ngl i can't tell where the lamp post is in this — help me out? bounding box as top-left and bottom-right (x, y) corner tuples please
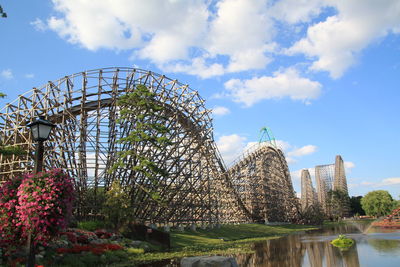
(26, 115), (55, 267)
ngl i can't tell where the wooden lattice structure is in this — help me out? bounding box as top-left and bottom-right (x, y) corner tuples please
(315, 155), (350, 216)
(0, 67), (301, 225)
(334, 155), (348, 194)
(315, 164), (335, 213)
(0, 67), (228, 224)
(300, 169), (317, 211)
(223, 143), (301, 223)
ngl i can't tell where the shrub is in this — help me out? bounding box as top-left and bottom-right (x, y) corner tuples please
(102, 180), (132, 231)
(77, 220), (107, 232)
(301, 204), (324, 225)
(0, 176), (24, 254)
(0, 169), (75, 259)
(331, 234), (354, 250)
(16, 169), (75, 246)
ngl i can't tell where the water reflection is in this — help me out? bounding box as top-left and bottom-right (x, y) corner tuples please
(235, 222), (400, 267)
(367, 239), (400, 252)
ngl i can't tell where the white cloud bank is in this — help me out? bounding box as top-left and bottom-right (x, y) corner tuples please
(354, 177), (400, 188)
(344, 161), (355, 172)
(212, 106), (231, 116)
(216, 134), (247, 165)
(288, 0), (400, 78)
(216, 133), (316, 166)
(287, 145), (317, 157)
(35, 0), (400, 104)
(223, 68), (321, 106)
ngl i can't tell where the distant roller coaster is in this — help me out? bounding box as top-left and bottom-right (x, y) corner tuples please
(0, 67), (300, 225)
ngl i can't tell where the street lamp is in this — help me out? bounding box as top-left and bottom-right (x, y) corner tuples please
(27, 116), (55, 173)
(26, 115), (55, 267)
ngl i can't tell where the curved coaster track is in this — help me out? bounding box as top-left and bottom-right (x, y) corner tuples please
(0, 67), (300, 225)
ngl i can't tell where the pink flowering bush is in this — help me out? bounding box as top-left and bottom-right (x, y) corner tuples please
(16, 169), (75, 245)
(0, 169), (75, 254)
(0, 176), (24, 251)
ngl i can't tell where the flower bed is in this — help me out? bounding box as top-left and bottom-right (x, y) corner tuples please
(56, 243), (123, 255)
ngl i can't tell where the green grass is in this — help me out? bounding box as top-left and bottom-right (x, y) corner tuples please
(77, 220), (107, 231)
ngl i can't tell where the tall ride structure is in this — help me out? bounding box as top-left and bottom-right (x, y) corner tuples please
(0, 67), (301, 225)
(315, 155), (350, 216)
(334, 155), (348, 193)
(300, 169), (317, 211)
(315, 164), (334, 213)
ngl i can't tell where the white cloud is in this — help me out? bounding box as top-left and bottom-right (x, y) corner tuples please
(1, 69), (14, 79)
(224, 68), (321, 107)
(41, 0), (400, 86)
(31, 18), (47, 32)
(275, 140), (292, 152)
(380, 177), (400, 186)
(351, 177), (400, 188)
(207, 0), (274, 71)
(344, 161), (355, 172)
(269, 0), (326, 24)
(291, 167), (315, 181)
(217, 135), (295, 166)
(25, 74), (35, 79)
(287, 145), (317, 157)
(216, 134), (247, 165)
(163, 56), (225, 79)
(47, 0), (209, 53)
(212, 106), (230, 116)
(288, 0), (400, 78)
(44, 0), (275, 76)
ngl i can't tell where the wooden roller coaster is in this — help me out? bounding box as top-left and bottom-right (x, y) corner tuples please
(0, 67), (301, 225)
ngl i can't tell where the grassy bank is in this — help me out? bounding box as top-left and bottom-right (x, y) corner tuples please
(124, 223), (318, 265)
(323, 218), (375, 226)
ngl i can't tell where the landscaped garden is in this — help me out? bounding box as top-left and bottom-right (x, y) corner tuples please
(0, 163), (320, 266)
(1, 211), (318, 266)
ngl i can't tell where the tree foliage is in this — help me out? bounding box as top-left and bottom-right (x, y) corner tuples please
(327, 189), (351, 220)
(361, 190), (396, 217)
(0, 92), (24, 156)
(102, 180), (131, 231)
(350, 196), (366, 216)
(301, 204), (324, 225)
(112, 84), (171, 203)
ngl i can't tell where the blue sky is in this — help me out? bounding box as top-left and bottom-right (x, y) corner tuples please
(1, 0), (399, 198)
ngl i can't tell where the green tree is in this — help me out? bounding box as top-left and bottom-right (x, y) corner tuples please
(110, 85), (171, 221)
(327, 189), (351, 220)
(301, 204), (324, 225)
(350, 196), (366, 216)
(103, 180), (131, 231)
(0, 5), (7, 18)
(361, 190), (396, 217)
(0, 93), (23, 156)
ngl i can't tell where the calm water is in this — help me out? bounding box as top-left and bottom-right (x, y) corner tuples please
(146, 221), (400, 267)
(236, 222), (400, 267)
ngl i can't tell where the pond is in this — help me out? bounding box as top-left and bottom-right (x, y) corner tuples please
(145, 221), (400, 267)
(236, 221), (400, 267)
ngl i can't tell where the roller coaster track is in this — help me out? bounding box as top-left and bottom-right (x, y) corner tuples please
(0, 67), (300, 224)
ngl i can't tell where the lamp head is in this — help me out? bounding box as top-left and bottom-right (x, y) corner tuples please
(27, 116), (55, 142)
